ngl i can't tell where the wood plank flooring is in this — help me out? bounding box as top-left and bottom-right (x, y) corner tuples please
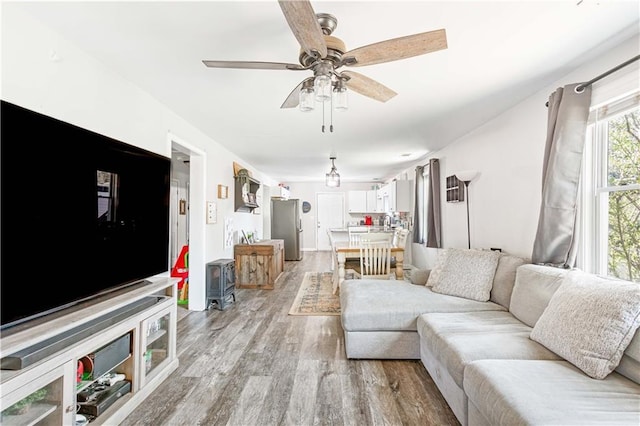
(120, 251), (459, 426)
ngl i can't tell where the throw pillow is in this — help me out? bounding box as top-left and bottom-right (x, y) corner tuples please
(530, 270), (640, 379)
(425, 249), (448, 287)
(430, 249), (501, 301)
(411, 269), (431, 285)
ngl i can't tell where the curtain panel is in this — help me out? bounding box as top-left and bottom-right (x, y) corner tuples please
(413, 159), (441, 247)
(426, 158), (442, 248)
(413, 166), (424, 244)
(532, 83), (592, 267)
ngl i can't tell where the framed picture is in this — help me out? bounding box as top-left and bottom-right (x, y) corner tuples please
(217, 184), (229, 199)
(248, 193), (256, 204)
(179, 199), (187, 215)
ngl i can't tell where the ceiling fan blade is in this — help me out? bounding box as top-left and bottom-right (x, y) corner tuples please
(344, 29), (447, 67)
(281, 80), (305, 109)
(202, 60), (305, 71)
(278, 0), (327, 59)
(342, 71), (397, 103)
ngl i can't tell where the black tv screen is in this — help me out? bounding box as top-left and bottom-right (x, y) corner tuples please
(1, 100), (171, 330)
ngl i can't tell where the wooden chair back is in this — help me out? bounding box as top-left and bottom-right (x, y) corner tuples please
(360, 232), (393, 243)
(358, 240), (393, 280)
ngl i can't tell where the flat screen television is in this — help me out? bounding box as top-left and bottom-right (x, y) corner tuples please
(0, 100), (171, 331)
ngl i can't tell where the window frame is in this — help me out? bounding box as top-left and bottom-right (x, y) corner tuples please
(579, 91), (640, 278)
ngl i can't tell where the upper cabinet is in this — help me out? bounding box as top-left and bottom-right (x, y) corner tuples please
(348, 189), (381, 213)
(366, 190), (379, 213)
(347, 190), (367, 213)
(381, 180), (413, 213)
(235, 175), (261, 212)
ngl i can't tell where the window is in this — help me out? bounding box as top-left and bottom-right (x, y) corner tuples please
(582, 92), (640, 282)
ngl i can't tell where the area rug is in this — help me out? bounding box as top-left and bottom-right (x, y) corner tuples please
(289, 272), (341, 316)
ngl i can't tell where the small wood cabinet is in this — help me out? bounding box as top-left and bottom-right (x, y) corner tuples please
(234, 239), (284, 289)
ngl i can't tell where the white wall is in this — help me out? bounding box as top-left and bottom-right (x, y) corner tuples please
(2, 5), (277, 311)
(409, 34), (640, 269)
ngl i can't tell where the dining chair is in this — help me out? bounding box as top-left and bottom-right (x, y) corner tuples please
(361, 232), (393, 243)
(354, 240), (394, 280)
(391, 228), (410, 268)
(348, 227), (370, 244)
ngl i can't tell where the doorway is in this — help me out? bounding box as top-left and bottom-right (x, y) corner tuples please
(169, 133), (207, 312)
(316, 192), (345, 251)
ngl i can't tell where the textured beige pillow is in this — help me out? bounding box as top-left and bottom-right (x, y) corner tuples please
(425, 249), (448, 287)
(430, 249), (501, 301)
(530, 270), (640, 379)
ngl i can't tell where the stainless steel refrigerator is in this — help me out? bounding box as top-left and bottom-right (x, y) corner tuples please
(271, 199), (303, 260)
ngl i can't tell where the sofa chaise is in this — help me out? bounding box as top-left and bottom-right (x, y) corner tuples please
(339, 248), (640, 425)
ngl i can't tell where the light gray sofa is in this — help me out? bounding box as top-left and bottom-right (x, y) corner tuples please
(339, 251), (640, 426)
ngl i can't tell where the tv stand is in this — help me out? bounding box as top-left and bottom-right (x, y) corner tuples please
(0, 277), (179, 425)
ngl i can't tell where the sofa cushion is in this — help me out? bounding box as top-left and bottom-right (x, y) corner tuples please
(617, 329), (640, 384)
(340, 279), (505, 332)
(464, 359), (640, 425)
(509, 264), (567, 327)
(490, 254), (528, 309)
(431, 249), (501, 302)
(417, 311), (561, 387)
(530, 270), (640, 379)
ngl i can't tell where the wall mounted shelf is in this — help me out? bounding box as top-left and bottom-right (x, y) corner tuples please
(234, 175), (260, 212)
(446, 175), (465, 203)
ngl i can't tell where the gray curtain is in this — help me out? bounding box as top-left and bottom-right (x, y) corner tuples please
(426, 158), (442, 248)
(413, 166), (424, 244)
(532, 83), (592, 267)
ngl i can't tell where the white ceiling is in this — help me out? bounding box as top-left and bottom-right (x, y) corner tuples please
(11, 1), (640, 183)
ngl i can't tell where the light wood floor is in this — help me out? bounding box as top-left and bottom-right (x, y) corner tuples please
(120, 251), (459, 426)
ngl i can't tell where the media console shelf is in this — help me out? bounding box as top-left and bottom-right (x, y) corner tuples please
(0, 277), (179, 425)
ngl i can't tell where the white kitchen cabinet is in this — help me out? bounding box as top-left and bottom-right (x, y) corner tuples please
(366, 190), (379, 212)
(348, 189), (381, 213)
(380, 180), (413, 213)
(347, 191), (367, 212)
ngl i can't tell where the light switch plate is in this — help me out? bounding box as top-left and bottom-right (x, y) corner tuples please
(206, 201), (217, 224)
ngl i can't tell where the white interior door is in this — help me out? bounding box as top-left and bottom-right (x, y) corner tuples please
(317, 192), (345, 251)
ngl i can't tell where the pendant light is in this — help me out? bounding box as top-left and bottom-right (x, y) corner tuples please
(325, 156), (340, 187)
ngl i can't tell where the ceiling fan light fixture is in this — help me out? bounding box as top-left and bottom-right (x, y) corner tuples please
(314, 74), (332, 102)
(299, 87), (315, 111)
(325, 156), (341, 187)
(333, 81), (348, 111)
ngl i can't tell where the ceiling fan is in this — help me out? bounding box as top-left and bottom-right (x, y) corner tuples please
(202, 0), (447, 109)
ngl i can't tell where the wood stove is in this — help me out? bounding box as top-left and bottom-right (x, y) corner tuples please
(205, 259), (236, 310)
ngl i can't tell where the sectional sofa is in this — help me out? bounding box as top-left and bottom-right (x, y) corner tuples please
(339, 248), (640, 425)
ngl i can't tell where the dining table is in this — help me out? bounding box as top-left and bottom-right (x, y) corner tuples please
(331, 240), (404, 294)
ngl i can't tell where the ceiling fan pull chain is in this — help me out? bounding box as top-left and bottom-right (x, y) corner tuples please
(322, 100), (326, 132)
(330, 93), (334, 132)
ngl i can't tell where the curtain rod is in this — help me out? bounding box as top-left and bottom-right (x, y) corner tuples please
(546, 55), (640, 106)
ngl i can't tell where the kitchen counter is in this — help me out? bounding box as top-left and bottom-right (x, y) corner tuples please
(329, 226), (397, 233)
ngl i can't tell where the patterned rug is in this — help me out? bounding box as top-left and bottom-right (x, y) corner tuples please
(289, 272), (340, 316)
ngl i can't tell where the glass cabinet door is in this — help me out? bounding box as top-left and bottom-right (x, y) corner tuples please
(140, 307), (174, 386)
(1, 362), (74, 426)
